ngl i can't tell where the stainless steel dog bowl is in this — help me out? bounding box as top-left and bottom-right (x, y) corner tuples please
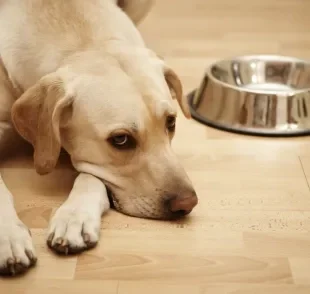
(188, 55), (310, 136)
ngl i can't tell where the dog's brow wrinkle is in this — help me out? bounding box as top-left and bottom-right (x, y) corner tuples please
(154, 99), (177, 119)
(130, 123), (139, 133)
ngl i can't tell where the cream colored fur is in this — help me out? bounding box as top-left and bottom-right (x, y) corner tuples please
(0, 0), (197, 276)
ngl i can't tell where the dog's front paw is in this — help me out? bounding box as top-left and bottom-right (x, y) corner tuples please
(47, 207), (101, 255)
(0, 220), (37, 276)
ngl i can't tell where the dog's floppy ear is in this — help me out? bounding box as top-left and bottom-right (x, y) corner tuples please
(117, 0), (154, 25)
(11, 73), (73, 175)
(163, 66), (191, 119)
(151, 53), (191, 119)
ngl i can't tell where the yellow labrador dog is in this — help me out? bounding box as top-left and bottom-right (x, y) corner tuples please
(0, 0), (198, 276)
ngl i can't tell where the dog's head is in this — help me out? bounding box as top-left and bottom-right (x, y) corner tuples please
(11, 48), (198, 220)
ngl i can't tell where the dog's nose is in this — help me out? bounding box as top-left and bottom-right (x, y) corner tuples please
(167, 191), (198, 216)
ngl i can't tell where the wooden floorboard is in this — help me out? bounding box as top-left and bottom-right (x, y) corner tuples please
(1, 0), (310, 293)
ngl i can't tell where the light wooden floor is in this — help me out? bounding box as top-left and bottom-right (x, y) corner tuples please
(1, 0), (310, 293)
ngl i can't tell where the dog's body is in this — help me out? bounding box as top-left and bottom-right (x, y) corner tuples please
(0, 0), (198, 276)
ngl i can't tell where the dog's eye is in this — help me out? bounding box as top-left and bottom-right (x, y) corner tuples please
(108, 134), (136, 150)
(166, 116), (176, 132)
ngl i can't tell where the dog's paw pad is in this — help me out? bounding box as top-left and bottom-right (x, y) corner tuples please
(47, 209), (100, 255)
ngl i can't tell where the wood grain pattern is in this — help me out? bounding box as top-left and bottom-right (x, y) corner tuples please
(1, 0), (310, 293)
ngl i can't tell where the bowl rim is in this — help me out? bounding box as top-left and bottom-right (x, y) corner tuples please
(204, 54), (310, 96)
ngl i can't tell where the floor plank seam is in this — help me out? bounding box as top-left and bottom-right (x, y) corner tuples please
(116, 281), (120, 294)
(298, 156), (310, 192)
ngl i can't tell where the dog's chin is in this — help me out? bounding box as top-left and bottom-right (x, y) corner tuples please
(105, 189), (189, 220)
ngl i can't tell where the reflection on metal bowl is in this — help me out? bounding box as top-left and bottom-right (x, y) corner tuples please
(188, 55), (310, 136)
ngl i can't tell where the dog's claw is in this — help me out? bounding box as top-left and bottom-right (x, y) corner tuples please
(55, 237), (63, 245)
(82, 233), (97, 249)
(25, 249), (37, 266)
(83, 233), (90, 243)
(0, 255), (36, 277)
(7, 258), (15, 275)
(47, 232), (54, 245)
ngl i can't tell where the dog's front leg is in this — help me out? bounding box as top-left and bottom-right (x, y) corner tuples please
(47, 173), (110, 255)
(0, 173), (37, 276)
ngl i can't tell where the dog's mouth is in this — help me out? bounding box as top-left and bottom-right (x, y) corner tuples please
(106, 187), (120, 210)
(105, 186), (191, 220)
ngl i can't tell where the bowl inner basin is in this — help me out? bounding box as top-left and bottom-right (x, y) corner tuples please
(210, 56), (310, 94)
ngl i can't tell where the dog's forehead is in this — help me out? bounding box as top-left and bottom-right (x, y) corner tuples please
(72, 69), (176, 134)
(138, 75), (178, 118)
